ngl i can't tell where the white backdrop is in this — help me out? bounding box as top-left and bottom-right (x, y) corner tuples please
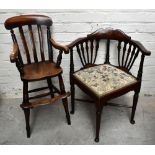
(0, 9), (155, 98)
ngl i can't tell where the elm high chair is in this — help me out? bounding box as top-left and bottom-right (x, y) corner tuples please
(4, 15), (71, 138)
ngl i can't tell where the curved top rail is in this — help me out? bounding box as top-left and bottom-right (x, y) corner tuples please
(67, 28), (131, 48)
(5, 14), (53, 30)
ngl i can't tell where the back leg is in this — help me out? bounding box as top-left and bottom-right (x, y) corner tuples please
(70, 81), (75, 114)
(47, 78), (54, 98)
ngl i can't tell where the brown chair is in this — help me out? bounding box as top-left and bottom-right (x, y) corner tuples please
(4, 15), (71, 138)
(67, 28), (151, 142)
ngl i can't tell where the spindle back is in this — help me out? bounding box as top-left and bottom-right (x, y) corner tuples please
(68, 28), (145, 79)
(5, 15), (53, 64)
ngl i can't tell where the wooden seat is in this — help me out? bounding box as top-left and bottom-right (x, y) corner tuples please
(67, 28), (151, 142)
(4, 14), (71, 138)
(22, 61), (62, 81)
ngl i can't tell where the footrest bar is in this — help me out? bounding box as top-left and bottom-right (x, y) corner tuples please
(29, 92), (51, 100)
(21, 92), (70, 109)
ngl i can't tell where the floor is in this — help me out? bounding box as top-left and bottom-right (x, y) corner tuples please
(0, 95), (155, 145)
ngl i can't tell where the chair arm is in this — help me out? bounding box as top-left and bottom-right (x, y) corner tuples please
(131, 40), (151, 56)
(67, 37), (86, 49)
(50, 39), (69, 54)
(10, 42), (19, 63)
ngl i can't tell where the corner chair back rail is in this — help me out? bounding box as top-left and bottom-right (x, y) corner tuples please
(4, 15), (53, 66)
(68, 28), (151, 80)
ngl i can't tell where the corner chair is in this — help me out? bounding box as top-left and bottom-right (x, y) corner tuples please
(67, 28), (151, 142)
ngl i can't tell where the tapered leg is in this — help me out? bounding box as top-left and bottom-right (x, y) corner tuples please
(70, 82), (75, 114)
(47, 78), (54, 98)
(95, 101), (102, 142)
(22, 81), (31, 137)
(130, 91), (139, 124)
(58, 74), (71, 125)
(62, 98), (71, 125)
(23, 108), (31, 138)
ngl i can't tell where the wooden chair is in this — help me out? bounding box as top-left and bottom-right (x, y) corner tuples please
(4, 15), (71, 138)
(67, 28), (151, 142)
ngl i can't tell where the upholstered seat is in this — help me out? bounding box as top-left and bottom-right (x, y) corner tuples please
(69, 28), (151, 142)
(73, 64), (138, 97)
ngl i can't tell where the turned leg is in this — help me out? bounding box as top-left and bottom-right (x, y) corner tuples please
(22, 81), (31, 137)
(130, 91), (139, 124)
(23, 108), (30, 138)
(70, 82), (75, 114)
(62, 98), (71, 125)
(58, 74), (71, 125)
(95, 101), (102, 142)
(47, 78), (54, 98)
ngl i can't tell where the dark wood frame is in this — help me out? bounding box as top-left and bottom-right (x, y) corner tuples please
(4, 15), (71, 138)
(67, 28), (151, 142)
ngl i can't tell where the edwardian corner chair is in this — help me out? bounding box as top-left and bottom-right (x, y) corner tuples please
(67, 28), (151, 142)
(4, 15), (71, 138)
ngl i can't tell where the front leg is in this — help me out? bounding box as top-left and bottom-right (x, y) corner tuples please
(130, 90), (139, 124)
(23, 108), (31, 138)
(95, 100), (102, 142)
(22, 81), (31, 138)
(58, 74), (71, 125)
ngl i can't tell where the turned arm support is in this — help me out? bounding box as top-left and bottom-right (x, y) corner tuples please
(10, 42), (19, 63)
(56, 50), (63, 67)
(131, 40), (151, 56)
(50, 39), (69, 54)
(10, 42), (24, 74)
(50, 39), (69, 67)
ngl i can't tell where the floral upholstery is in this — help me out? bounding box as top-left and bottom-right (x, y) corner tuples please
(73, 64), (137, 97)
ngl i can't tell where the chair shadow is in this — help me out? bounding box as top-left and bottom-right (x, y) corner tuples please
(30, 100), (63, 134)
(75, 92), (133, 136)
(30, 107), (40, 133)
(30, 104), (50, 133)
(0, 93), (4, 109)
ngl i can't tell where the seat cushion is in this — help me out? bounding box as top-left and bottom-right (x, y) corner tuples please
(73, 64), (137, 97)
(21, 61), (62, 81)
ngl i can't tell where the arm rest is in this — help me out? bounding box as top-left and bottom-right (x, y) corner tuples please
(131, 40), (151, 56)
(67, 37), (86, 48)
(10, 42), (19, 63)
(50, 39), (69, 54)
